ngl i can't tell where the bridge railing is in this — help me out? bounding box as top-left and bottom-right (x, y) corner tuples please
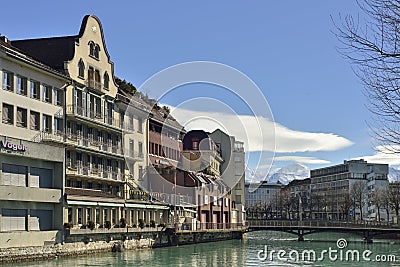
(248, 219), (400, 229)
(177, 222), (248, 232)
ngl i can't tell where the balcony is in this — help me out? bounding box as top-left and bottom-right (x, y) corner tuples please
(65, 133), (123, 157)
(65, 187), (124, 200)
(66, 162), (124, 182)
(66, 105), (121, 130)
(85, 79), (102, 91)
(126, 151), (144, 162)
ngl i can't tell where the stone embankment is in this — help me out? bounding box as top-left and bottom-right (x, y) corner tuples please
(0, 239), (153, 263)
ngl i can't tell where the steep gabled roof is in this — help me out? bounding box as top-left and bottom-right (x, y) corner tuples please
(11, 35), (77, 74)
(0, 38), (70, 80)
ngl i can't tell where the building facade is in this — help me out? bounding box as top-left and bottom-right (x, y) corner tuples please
(310, 159), (388, 221)
(209, 129), (246, 224)
(10, 15), (169, 230)
(0, 37), (69, 248)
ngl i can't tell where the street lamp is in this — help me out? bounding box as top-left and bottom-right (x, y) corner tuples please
(173, 168), (178, 231)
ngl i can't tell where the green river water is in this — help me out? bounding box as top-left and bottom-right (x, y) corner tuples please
(5, 231), (400, 266)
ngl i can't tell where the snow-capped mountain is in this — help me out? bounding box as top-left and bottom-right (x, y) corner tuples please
(389, 167), (400, 182)
(267, 163), (310, 185)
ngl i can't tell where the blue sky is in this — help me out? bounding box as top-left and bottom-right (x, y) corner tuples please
(2, 1), (399, 177)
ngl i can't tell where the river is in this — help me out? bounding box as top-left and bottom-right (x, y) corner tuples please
(5, 231), (400, 266)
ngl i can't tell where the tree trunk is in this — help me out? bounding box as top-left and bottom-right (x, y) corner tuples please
(377, 206), (381, 222)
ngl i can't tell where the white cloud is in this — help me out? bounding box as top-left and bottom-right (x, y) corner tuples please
(274, 156), (331, 165)
(169, 106), (353, 153)
(353, 146), (400, 166)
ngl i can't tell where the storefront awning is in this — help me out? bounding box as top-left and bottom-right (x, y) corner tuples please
(67, 200), (124, 207)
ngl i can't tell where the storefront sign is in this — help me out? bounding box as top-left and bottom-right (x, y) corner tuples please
(0, 140), (28, 152)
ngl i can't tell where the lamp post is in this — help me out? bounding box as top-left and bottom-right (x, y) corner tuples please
(299, 193), (303, 224)
(174, 168), (178, 231)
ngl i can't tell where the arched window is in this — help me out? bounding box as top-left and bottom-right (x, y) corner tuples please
(104, 72), (109, 90)
(78, 59), (85, 78)
(94, 44), (100, 59)
(89, 41), (95, 57)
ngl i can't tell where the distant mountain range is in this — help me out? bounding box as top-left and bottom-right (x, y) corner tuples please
(245, 163), (310, 185)
(267, 163), (310, 184)
(246, 163), (400, 185)
(389, 167), (400, 182)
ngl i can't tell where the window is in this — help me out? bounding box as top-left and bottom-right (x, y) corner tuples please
(30, 80), (40, 100)
(138, 166), (143, 180)
(104, 72), (109, 90)
(89, 42), (95, 57)
(54, 89), (64, 106)
(138, 118), (143, 132)
(41, 169), (56, 189)
(16, 107), (27, 128)
(1, 209), (27, 232)
(54, 118), (63, 134)
(30, 111), (40, 130)
(78, 59), (85, 78)
(235, 167), (242, 176)
(129, 139), (134, 157)
(42, 114), (52, 132)
(2, 164), (27, 186)
(16, 76), (27, 96)
(129, 115), (134, 131)
(88, 67), (101, 90)
(42, 84), (52, 103)
(30, 210), (52, 231)
(94, 44), (100, 59)
(138, 142), (143, 157)
(2, 103), (13, 124)
(192, 138), (199, 150)
(2, 70), (13, 91)
(89, 42), (100, 59)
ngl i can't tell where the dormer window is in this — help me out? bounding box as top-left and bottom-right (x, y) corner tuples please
(89, 41), (100, 60)
(104, 72), (109, 90)
(78, 59), (85, 78)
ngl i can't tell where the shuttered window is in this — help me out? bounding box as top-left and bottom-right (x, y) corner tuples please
(16, 107), (27, 128)
(30, 111), (40, 130)
(1, 209), (26, 232)
(2, 163), (27, 186)
(2, 103), (13, 124)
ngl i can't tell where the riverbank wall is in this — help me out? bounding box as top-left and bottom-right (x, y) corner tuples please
(0, 229), (246, 263)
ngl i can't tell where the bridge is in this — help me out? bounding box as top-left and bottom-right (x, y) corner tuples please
(247, 220), (400, 243)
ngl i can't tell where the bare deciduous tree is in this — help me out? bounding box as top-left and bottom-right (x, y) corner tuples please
(335, 0), (400, 152)
(371, 186), (386, 221)
(388, 182), (400, 218)
(350, 180), (367, 220)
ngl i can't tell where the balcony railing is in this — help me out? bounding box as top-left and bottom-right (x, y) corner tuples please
(126, 151), (144, 161)
(85, 79), (102, 90)
(66, 105), (121, 129)
(67, 162), (123, 181)
(65, 133), (123, 155)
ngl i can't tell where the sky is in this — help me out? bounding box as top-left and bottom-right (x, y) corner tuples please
(2, 1), (400, 179)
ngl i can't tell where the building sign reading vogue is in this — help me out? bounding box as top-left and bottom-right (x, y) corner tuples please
(0, 140), (28, 152)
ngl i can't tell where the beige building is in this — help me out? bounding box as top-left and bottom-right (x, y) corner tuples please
(0, 37), (69, 248)
(11, 15), (168, 230)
